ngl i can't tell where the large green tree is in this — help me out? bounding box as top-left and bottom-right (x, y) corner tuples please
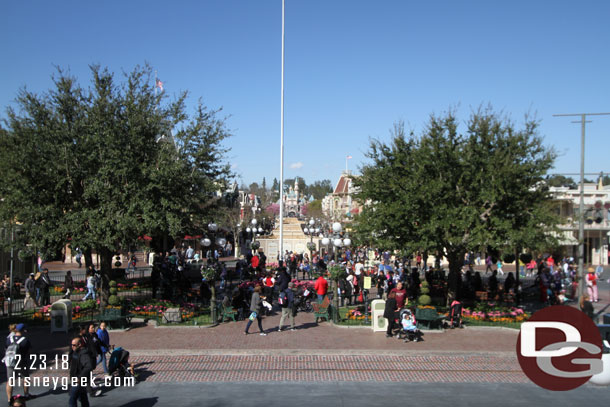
(352, 108), (558, 276)
(0, 65), (231, 305)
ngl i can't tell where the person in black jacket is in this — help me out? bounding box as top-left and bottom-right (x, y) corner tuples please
(69, 337), (94, 407)
(276, 267), (290, 293)
(79, 326), (102, 398)
(384, 291), (399, 338)
(36, 269), (53, 306)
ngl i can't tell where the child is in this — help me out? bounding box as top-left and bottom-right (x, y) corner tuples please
(400, 310), (422, 342)
(496, 259), (504, 276)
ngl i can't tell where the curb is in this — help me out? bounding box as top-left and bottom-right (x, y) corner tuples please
(126, 348), (518, 357)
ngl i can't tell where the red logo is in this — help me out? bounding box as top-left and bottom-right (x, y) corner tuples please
(516, 306), (603, 391)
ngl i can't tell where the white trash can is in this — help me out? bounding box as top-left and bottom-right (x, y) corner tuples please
(371, 299), (387, 332)
(50, 299), (73, 333)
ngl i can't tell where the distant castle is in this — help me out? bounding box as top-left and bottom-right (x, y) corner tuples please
(283, 178), (307, 217)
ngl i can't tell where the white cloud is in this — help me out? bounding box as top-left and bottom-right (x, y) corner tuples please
(290, 162), (304, 170)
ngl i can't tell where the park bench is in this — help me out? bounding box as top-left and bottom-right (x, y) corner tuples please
(415, 307), (445, 330)
(313, 296), (330, 323)
(219, 304), (237, 323)
(99, 307), (134, 329)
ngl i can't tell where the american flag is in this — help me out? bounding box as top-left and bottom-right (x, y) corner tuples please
(346, 155), (352, 159)
(155, 78), (164, 91)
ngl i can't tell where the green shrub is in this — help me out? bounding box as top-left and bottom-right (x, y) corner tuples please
(109, 287), (118, 295)
(108, 295), (120, 306)
(109, 280), (117, 288)
(418, 295), (431, 305)
(418, 281), (431, 304)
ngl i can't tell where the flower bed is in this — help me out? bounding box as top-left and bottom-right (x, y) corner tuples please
(462, 304), (529, 324)
(129, 299), (205, 323)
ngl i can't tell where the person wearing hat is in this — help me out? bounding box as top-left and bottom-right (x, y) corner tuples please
(4, 324), (34, 404)
(277, 282), (296, 332)
(23, 274), (36, 310)
(586, 266), (598, 302)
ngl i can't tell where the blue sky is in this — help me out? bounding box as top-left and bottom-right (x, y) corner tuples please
(2, 0), (609, 188)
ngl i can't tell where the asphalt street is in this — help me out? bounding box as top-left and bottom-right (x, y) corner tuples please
(19, 381), (610, 407)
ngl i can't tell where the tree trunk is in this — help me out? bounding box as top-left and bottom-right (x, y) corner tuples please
(99, 247), (113, 309)
(84, 248), (93, 269)
(210, 283), (217, 324)
(515, 247), (520, 305)
(446, 250), (464, 305)
(332, 279), (339, 323)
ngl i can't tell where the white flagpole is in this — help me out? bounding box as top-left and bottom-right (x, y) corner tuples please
(279, 0), (285, 263)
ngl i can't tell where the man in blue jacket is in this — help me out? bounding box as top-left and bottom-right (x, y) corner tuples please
(96, 322), (110, 376)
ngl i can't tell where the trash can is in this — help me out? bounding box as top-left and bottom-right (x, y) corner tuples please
(50, 299), (73, 333)
(371, 299), (387, 332)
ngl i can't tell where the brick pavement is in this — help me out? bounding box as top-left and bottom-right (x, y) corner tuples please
(16, 311), (525, 384)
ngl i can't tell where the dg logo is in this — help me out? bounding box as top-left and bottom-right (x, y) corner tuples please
(517, 305), (610, 390)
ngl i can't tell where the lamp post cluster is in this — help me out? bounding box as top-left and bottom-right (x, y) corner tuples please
(320, 222), (351, 263)
(200, 222), (227, 263)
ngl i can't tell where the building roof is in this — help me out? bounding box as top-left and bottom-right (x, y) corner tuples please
(334, 173), (350, 195)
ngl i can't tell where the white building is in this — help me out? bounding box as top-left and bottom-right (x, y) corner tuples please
(550, 179), (610, 265)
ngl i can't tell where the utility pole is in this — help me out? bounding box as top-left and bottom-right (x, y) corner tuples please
(278, 0), (286, 263)
(553, 112), (610, 301)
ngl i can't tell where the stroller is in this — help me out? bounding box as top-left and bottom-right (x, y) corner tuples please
(295, 287), (315, 313)
(398, 309), (422, 342)
(446, 300), (463, 329)
(108, 346), (136, 380)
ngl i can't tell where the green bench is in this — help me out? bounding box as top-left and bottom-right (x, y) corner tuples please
(219, 304), (237, 323)
(313, 296), (330, 323)
(415, 307), (445, 330)
(99, 307), (134, 329)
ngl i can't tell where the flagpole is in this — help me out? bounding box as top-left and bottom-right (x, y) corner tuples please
(154, 70), (158, 97)
(345, 156), (348, 173)
(279, 0), (285, 263)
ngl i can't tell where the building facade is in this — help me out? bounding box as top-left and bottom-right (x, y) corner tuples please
(322, 171), (361, 221)
(550, 180), (610, 265)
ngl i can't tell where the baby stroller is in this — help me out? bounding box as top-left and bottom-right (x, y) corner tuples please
(108, 346), (136, 380)
(446, 300), (463, 329)
(398, 309), (422, 342)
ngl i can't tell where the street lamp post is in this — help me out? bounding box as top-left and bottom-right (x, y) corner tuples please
(201, 222), (222, 324)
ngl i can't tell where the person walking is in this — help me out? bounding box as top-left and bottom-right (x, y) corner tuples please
(82, 272), (96, 301)
(4, 324), (35, 403)
(79, 326), (102, 398)
(485, 255), (493, 275)
(69, 337), (93, 407)
(24, 274), (36, 309)
(496, 259), (504, 276)
(64, 270), (74, 299)
(244, 286), (266, 336)
(37, 269), (53, 306)
(95, 322), (110, 376)
(277, 282), (296, 331)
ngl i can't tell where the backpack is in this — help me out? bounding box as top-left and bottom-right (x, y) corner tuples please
(278, 290), (289, 307)
(3, 337), (25, 368)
